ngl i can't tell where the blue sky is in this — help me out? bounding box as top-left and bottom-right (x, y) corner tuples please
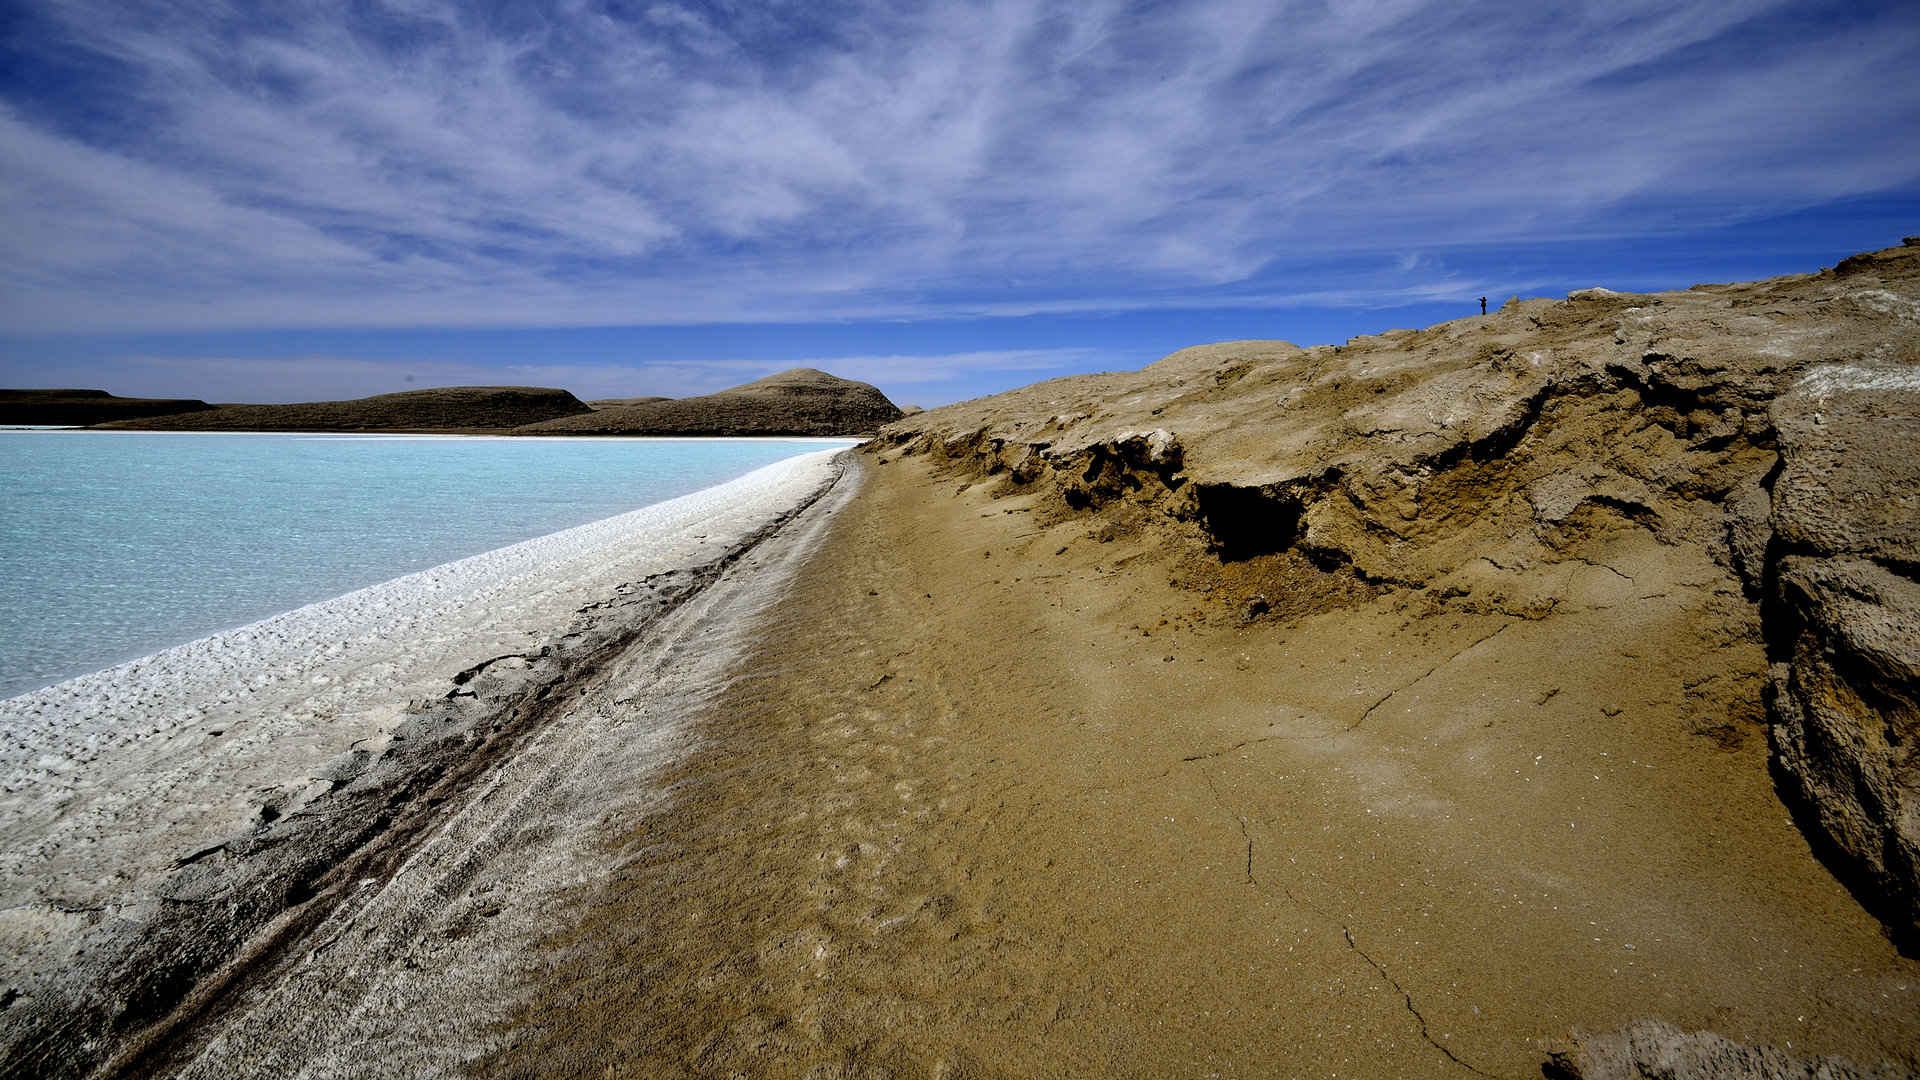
(2, 0), (1916, 407)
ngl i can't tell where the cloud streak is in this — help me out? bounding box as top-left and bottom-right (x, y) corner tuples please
(2, 0), (1916, 333)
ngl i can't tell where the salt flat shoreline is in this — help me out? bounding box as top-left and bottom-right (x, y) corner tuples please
(0, 430), (859, 700)
(0, 447), (853, 1078)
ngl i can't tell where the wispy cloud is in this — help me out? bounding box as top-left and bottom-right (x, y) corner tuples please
(790, 348), (1106, 386)
(1, 0), (1915, 333)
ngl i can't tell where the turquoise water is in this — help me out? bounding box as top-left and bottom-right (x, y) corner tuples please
(0, 432), (843, 699)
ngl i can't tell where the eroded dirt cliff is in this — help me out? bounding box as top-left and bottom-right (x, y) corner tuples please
(875, 241), (1920, 946)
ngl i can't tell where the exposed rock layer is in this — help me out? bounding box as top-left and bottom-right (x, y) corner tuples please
(1765, 361), (1920, 939)
(0, 389), (212, 426)
(875, 243), (1920, 945)
(518, 368), (901, 436)
(1546, 1019), (1914, 1080)
(96, 386), (591, 432)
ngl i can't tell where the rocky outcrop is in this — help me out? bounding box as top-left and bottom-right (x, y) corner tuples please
(96, 386), (591, 432)
(0, 389), (212, 426)
(516, 368), (901, 436)
(1765, 361), (1920, 940)
(874, 242), (1920, 942)
(1545, 1019), (1915, 1080)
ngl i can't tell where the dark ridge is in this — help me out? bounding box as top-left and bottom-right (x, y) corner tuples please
(517, 368), (902, 437)
(94, 386), (591, 433)
(0, 389), (213, 426)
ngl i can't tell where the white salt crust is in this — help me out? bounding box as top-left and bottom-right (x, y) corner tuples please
(0, 448), (845, 926)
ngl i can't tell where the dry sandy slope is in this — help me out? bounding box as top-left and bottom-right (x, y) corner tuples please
(478, 245), (1920, 1078)
(489, 452), (1916, 1079)
(877, 241), (1920, 948)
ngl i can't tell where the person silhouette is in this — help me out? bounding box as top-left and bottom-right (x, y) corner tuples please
(1480, 296), (1487, 315)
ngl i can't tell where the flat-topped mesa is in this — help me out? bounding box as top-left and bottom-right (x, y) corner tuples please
(96, 386), (592, 432)
(517, 368), (903, 436)
(0, 388), (213, 426)
(874, 242), (1920, 944)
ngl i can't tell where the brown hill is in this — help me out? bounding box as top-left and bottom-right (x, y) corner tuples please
(97, 386), (591, 433)
(876, 241), (1920, 953)
(0, 388), (212, 426)
(517, 368), (902, 436)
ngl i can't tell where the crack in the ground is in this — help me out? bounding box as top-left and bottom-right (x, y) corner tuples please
(1193, 764), (1256, 886)
(1341, 926), (1498, 1077)
(1559, 556), (1635, 583)
(1349, 621), (1516, 732)
(1187, 748), (1506, 1077)
(1182, 734), (1284, 763)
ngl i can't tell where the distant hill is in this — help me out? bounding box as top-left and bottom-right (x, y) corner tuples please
(586, 396), (673, 409)
(518, 369), (902, 436)
(97, 386), (591, 432)
(1, 389), (213, 426)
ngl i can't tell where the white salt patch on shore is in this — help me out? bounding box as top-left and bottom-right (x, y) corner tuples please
(0, 448), (844, 924)
(167, 454), (865, 1078)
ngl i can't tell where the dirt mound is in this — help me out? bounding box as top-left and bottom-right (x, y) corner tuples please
(518, 368), (901, 436)
(875, 242), (1920, 946)
(97, 386), (590, 432)
(0, 389), (212, 426)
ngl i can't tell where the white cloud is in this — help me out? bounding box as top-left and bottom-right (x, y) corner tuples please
(789, 348), (1105, 386)
(1, 0), (1915, 332)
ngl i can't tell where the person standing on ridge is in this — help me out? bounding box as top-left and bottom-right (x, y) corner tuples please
(1480, 296), (1487, 315)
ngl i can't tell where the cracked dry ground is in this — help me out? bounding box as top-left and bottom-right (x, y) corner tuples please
(491, 455), (1920, 1079)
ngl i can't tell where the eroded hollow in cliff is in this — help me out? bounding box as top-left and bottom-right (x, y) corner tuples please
(1194, 483), (1306, 562)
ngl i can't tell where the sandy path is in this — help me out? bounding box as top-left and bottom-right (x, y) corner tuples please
(490, 453), (1919, 1079)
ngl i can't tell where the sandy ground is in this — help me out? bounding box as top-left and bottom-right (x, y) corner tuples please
(488, 452), (1920, 1079)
